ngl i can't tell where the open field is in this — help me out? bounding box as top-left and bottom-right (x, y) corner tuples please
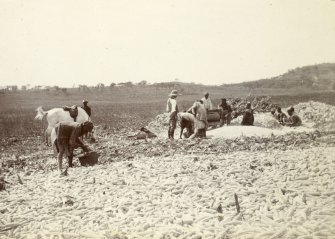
(1, 87), (334, 138)
(1, 88), (335, 238)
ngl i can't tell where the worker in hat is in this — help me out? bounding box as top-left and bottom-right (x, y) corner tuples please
(241, 102), (254, 126)
(166, 90), (180, 139)
(201, 92), (213, 111)
(81, 99), (91, 117)
(285, 106), (302, 127)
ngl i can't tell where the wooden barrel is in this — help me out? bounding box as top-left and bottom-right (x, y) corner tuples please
(207, 110), (221, 122)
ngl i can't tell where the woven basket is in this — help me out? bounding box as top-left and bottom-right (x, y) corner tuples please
(78, 151), (99, 166)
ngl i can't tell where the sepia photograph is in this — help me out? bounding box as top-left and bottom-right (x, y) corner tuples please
(1, 0), (335, 238)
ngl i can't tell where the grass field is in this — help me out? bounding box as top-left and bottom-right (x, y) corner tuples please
(0, 86), (334, 139)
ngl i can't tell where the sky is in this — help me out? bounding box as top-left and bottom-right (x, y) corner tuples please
(0, 0), (335, 88)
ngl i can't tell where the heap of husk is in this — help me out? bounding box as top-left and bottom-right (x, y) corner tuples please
(230, 95), (278, 114)
(293, 101), (335, 130)
(146, 113), (170, 134)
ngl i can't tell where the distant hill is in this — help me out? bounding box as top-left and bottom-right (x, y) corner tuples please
(226, 63), (335, 91)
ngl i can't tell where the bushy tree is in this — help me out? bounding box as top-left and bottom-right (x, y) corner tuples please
(119, 82), (133, 87)
(137, 80), (147, 86)
(96, 83), (105, 91)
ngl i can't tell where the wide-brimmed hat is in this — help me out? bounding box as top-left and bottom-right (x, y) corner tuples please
(168, 90), (181, 97)
(83, 99), (88, 103)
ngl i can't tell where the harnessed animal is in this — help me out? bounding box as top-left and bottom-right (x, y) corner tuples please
(35, 106), (94, 145)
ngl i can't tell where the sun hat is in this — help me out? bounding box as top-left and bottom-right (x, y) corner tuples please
(168, 90), (181, 97)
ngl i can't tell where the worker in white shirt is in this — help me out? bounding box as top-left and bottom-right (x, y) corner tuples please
(201, 92), (213, 111)
(166, 90), (180, 139)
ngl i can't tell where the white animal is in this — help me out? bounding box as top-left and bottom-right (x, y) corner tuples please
(35, 106), (94, 145)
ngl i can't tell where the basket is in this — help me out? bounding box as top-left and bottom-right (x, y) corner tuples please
(78, 151), (100, 166)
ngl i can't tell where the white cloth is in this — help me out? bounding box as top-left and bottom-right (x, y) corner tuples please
(166, 98), (177, 113)
(201, 97), (213, 110)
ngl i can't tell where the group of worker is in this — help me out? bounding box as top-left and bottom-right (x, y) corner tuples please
(52, 92), (303, 171)
(271, 106), (302, 127)
(167, 90), (243, 139)
(166, 90), (210, 139)
(167, 90), (303, 139)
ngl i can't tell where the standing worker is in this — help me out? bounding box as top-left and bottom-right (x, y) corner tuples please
(201, 92), (213, 111)
(166, 90), (180, 139)
(81, 99), (92, 139)
(189, 100), (208, 139)
(82, 99), (91, 117)
(218, 98), (233, 126)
